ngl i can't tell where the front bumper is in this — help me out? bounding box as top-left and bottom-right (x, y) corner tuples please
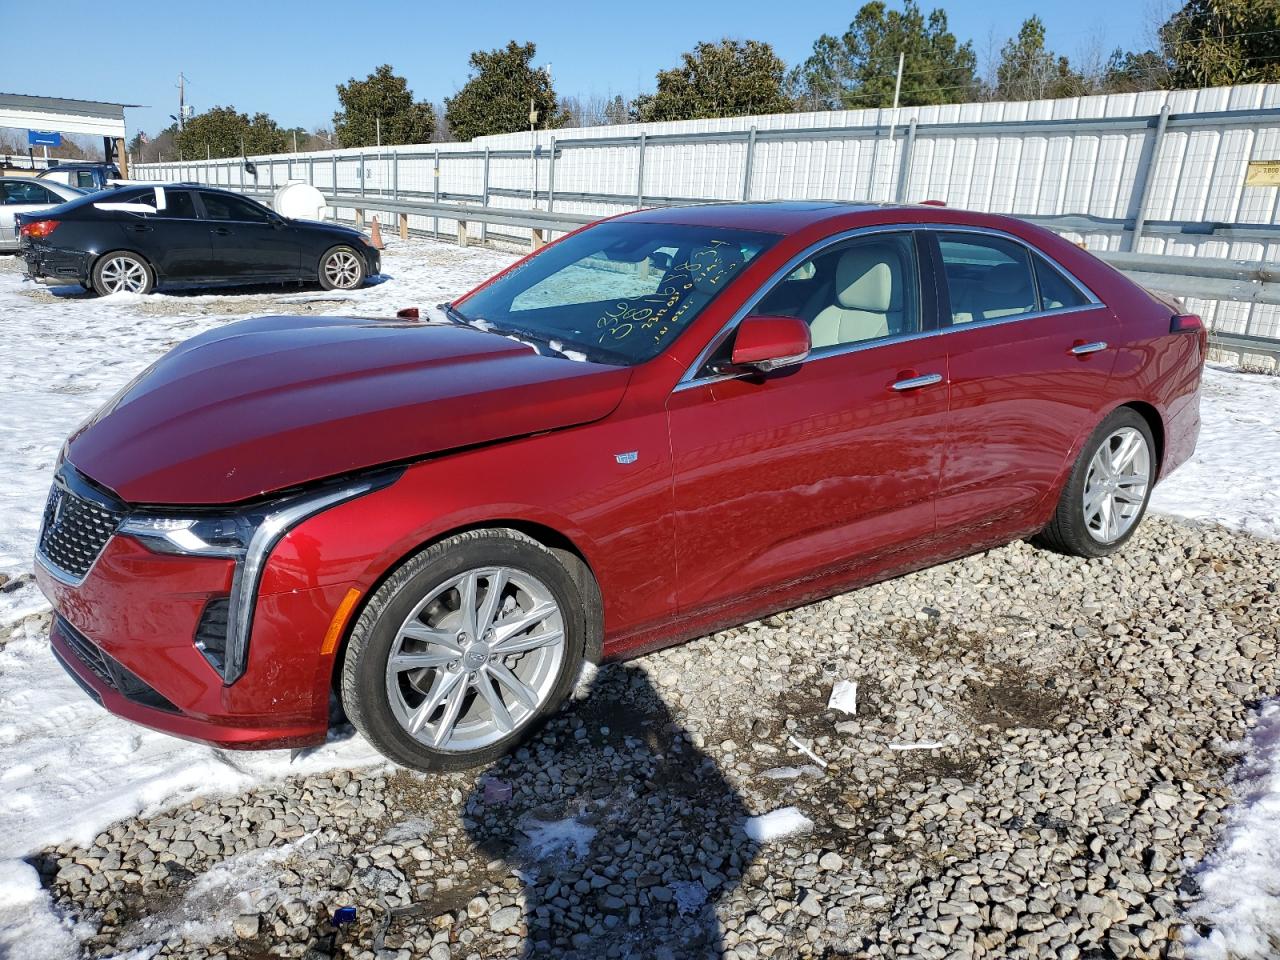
(35, 533), (352, 749)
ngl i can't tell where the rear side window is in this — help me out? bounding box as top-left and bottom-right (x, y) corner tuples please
(74, 171), (97, 189)
(2, 180), (60, 204)
(1033, 254), (1089, 310)
(938, 234), (1036, 325)
(157, 191), (197, 219)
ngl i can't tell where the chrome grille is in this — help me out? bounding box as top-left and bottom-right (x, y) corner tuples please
(37, 468), (125, 581)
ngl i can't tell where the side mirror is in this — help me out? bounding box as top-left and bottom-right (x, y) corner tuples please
(728, 315), (811, 373)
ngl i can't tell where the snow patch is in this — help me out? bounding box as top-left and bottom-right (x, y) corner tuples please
(1151, 365), (1280, 541)
(0, 859), (88, 960)
(1185, 702), (1280, 959)
(743, 806), (814, 842)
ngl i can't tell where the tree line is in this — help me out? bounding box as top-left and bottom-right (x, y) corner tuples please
(127, 0), (1279, 162)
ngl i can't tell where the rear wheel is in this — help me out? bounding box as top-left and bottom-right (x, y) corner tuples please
(341, 529), (586, 771)
(1034, 407), (1156, 558)
(318, 245), (366, 290)
(92, 251), (154, 296)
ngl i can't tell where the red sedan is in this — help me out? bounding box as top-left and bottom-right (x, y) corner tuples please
(34, 201), (1205, 770)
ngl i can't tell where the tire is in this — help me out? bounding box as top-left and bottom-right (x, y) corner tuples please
(91, 251), (154, 296)
(318, 245), (367, 290)
(1034, 407), (1157, 558)
(341, 528), (587, 771)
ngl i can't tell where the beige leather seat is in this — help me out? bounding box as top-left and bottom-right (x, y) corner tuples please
(953, 262), (1036, 323)
(809, 245), (900, 349)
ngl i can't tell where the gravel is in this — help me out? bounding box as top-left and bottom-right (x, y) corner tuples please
(20, 515), (1280, 958)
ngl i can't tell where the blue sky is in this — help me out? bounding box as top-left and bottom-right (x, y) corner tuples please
(1, 0), (1159, 137)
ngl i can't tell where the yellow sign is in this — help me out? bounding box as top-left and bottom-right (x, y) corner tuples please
(1245, 160), (1280, 187)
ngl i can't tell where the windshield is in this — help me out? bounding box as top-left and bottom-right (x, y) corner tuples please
(454, 221), (779, 365)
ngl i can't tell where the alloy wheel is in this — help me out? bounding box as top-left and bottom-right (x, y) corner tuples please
(323, 250), (362, 289)
(99, 256), (148, 294)
(1082, 426), (1151, 543)
(384, 566), (566, 752)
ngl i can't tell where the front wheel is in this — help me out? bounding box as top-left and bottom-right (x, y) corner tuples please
(341, 529), (586, 771)
(92, 251), (154, 296)
(318, 245), (367, 290)
(1034, 407), (1156, 558)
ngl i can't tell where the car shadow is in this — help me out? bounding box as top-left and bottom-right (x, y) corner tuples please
(464, 662), (758, 959)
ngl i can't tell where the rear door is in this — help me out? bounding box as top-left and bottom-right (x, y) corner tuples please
(126, 189), (212, 280)
(197, 191), (300, 278)
(667, 230), (949, 615)
(928, 229), (1118, 534)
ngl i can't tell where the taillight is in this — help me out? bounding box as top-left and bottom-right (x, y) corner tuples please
(19, 219), (59, 239)
(1170, 314), (1202, 333)
(395, 307), (420, 320)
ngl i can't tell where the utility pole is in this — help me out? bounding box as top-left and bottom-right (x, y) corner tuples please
(376, 116), (381, 148)
(884, 52), (905, 202)
(177, 72), (189, 130)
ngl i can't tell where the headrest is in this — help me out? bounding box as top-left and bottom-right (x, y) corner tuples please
(689, 244), (746, 295)
(984, 262), (1031, 295)
(836, 246), (896, 311)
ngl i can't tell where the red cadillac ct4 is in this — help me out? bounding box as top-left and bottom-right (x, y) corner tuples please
(34, 202), (1205, 771)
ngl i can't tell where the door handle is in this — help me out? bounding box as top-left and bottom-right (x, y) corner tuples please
(210, 227), (231, 236)
(891, 372), (944, 391)
(129, 224), (152, 233)
(1070, 341), (1108, 356)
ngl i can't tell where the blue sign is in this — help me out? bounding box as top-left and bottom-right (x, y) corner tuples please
(28, 130), (62, 147)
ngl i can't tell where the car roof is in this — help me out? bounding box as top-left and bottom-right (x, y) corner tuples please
(621, 200), (885, 233)
(616, 199), (1058, 240)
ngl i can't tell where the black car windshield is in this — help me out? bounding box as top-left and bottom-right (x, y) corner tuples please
(453, 221), (779, 365)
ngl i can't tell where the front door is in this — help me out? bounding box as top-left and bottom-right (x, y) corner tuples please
(929, 230), (1118, 533)
(668, 230), (949, 616)
(197, 191), (300, 278)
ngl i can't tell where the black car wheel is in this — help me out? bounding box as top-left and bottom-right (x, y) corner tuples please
(92, 251), (154, 296)
(341, 528), (587, 772)
(319, 245), (367, 290)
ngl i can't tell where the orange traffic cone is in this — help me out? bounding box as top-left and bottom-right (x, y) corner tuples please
(369, 215), (386, 251)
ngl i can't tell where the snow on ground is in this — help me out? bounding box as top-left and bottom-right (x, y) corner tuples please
(1185, 703), (1280, 960)
(1150, 364), (1280, 541)
(0, 238), (1278, 953)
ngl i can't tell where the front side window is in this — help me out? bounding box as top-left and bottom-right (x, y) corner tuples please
(455, 222), (778, 365)
(200, 192), (271, 223)
(749, 232), (920, 351)
(938, 233), (1037, 325)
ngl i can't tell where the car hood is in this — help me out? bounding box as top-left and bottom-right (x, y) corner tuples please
(67, 316), (631, 505)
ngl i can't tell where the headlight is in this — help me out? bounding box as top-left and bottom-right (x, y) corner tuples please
(120, 470), (401, 683)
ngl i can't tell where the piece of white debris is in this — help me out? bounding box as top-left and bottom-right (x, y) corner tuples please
(827, 679), (858, 716)
(787, 734), (829, 768)
(669, 879), (708, 915)
(759, 765), (825, 780)
(888, 741), (944, 751)
(521, 816), (596, 859)
(744, 806), (815, 842)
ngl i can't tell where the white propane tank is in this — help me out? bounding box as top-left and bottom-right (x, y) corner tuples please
(273, 181), (328, 221)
